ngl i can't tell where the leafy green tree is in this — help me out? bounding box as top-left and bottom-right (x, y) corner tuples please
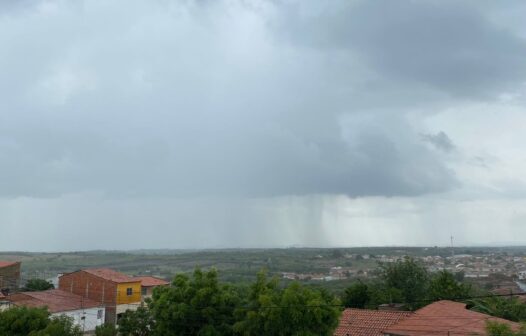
(0, 306), (49, 336)
(150, 268), (240, 336)
(365, 283), (404, 309)
(29, 315), (82, 336)
(95, 324), (118, 336)
(486, 321), (526, 336)
(24, 279), (54, 291)
(469, 296), (526, 322)
(118, 305), (154, 336)
(343, 281), (369, 308)
(234, 270), (340, 336)
(427, 270), (471, 301)
(379, 257), (429, 309)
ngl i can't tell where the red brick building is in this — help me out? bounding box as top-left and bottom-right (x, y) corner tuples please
(59, 268), (142, 324)
(0, 261), (21, 294)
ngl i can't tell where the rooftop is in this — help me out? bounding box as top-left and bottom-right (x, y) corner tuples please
(334, 308), (413, 336)
(0, 261), (19, 268)
(81, 268), (140, 283)
(8, 289), (101, 313)
(133, 276), (170, 287)
(384, 300), (520, 336)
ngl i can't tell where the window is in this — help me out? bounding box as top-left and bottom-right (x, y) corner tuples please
(126, 287), (133, 296)
(141, 287), (147, 296)
(97, 309), (103, 320)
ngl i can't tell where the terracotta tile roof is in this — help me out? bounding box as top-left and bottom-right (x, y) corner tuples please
(383, 300), (520, 336)
(0, 261), (19, 268)
(82, 268), (140, 283)
(8, 289), (101, 313)
(334, 308), (413, 336)
(133, 276), (170, 287)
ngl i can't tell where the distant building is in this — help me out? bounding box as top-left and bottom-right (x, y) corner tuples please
(132, 276), (169, 301)
(7, 289), (104, 332)
(0, 261), (21, 295)
(59, 268), (142, 324)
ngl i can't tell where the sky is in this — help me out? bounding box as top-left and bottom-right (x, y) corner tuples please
(1, 0), (526, 251)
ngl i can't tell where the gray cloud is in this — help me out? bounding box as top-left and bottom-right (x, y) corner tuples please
(421, 131), (455, 152)
(0, 0), (461, 199)
(278, 0), (526, 98)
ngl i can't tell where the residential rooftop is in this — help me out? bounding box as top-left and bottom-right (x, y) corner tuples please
(8, 289), (101, 313)
(384, 300), (520, 336)
(334, 308), (412, 336)
(81, 268), (140, 283)
(133, 276), (169, 287)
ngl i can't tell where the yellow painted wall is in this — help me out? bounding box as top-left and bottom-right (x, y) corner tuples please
(116, 282), (142, 304)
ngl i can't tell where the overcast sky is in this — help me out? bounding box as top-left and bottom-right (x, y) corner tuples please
(1, 0), (526, 251)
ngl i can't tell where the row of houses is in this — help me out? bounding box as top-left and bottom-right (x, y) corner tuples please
(0, 261), (169, 332)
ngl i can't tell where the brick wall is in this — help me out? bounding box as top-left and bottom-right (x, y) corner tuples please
(0, 262), (21, 293)
(58, 271), (117, 324)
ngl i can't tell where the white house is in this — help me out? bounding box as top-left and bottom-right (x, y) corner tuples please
(7, 289), (104, 332)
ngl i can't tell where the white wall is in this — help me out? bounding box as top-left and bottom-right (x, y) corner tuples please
(52, 307), (105, 332)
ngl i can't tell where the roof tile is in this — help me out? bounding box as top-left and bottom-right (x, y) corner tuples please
(334, 308), (413, 336)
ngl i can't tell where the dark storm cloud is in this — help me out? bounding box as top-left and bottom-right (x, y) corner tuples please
(6, 0), (524, 200)
(421, 131), (455, 152)
(278, 0), (526, 98)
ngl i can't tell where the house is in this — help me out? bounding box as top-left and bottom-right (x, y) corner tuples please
(7, 289), (104, 332)
(334, 301), (519, 336)
(0, 261), (21, 294)
(334, 308), (412, 336)
(58, 268), (142, 324)
(383, 300), (519, 336)
(132, 276), (169, 301)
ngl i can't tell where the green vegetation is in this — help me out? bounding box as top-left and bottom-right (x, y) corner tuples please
(469, 296), (526, 322)
(342, 258), (473, 310)
(486, 321), (526, 336)
(233, 271), (340, 336)
(95, 324), (118, 336)
(115, 268), (341, 336)
(23, 278), (54, 291)
(0, 306), (80, 336)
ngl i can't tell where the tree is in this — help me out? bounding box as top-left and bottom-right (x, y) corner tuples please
(95, 324), (118, 336)
(469, 296), (526, 322)
(379, 257), (429, 309)
(234, 270), (341, 336)
(118, 305), (154, 336)
(486, 321), (526, 336)
(427, 270), (471, 301)
(149, 268), (240, 336)
(0, 306), (49, 336)
(29, 315), (82, 336)
(24, 278), (54, 291)
(343, 282), (369, 308)
(0, 306), (83, 336)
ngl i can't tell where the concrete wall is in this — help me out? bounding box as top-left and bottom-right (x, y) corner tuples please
(52, 307), (105, 332)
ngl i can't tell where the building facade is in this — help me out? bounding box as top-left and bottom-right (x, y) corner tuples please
(0, 261), (21, 295)
(59, 268), (141, 324)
